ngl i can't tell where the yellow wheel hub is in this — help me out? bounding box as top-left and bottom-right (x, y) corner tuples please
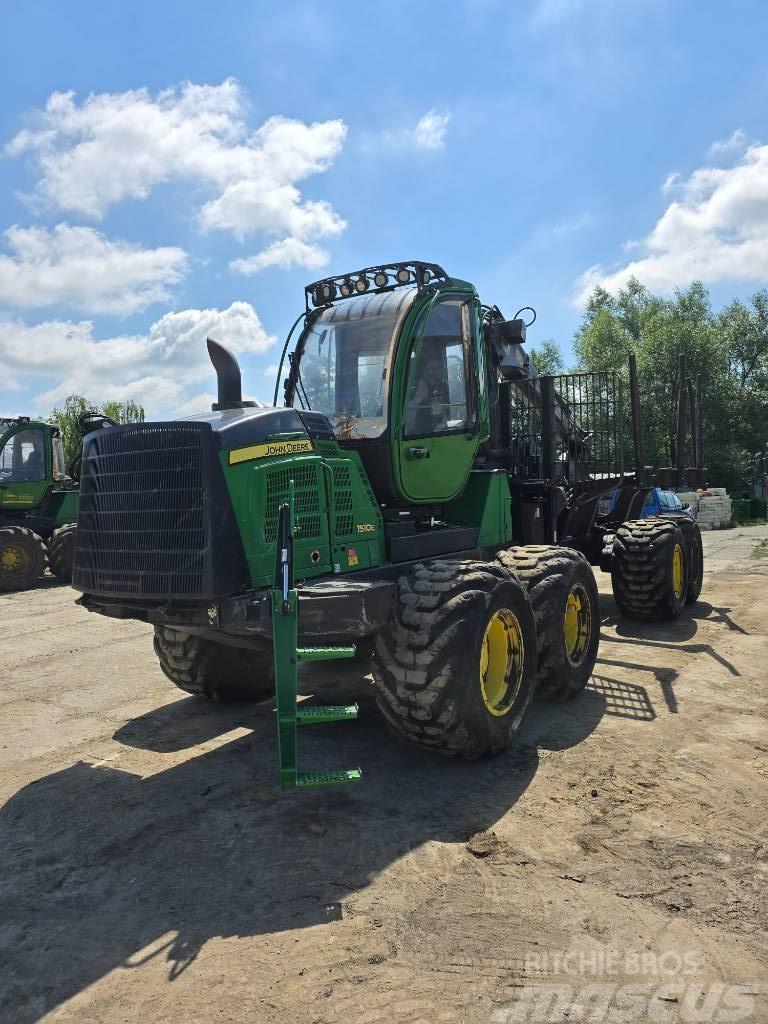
(564, 584), (591, 666)
(480, 608), (525, 717)
(672, 543), (685, 600)
(1, 543), (31, 573)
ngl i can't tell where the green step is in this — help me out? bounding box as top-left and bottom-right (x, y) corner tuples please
(297, 703), (359, 726)
(295, 768), (362, 789)
(296, 645), (356, 662)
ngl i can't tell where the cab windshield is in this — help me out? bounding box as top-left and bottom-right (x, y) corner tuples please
(293, 288), (415, 440)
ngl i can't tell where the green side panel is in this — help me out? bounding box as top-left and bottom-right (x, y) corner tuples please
(221, 443), (385, 589)
(222, 452), (332, 588)
(53, 490), (79, 526)
(443, 471), (513, 547)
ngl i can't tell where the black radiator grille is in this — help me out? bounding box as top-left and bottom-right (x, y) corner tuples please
(73, 422), (248, 600)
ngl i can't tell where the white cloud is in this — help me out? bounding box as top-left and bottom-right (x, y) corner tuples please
(0, 301), (274, 416)
(7, 80), (347, 256)
(0, 223), (187, 314)
(231, 237), (329, 275)
(413, 111), (450, 151)
(708, 128), (748, 160)
(574, 139), (768, 304)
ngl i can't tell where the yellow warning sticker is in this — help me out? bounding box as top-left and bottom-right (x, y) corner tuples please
(228, 439), (314, 464)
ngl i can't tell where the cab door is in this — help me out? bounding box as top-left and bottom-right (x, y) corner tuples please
(395, 295), (480, 502)
(0, 426), (51, 511)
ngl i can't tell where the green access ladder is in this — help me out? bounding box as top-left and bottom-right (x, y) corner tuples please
(271, 482), (362, 790)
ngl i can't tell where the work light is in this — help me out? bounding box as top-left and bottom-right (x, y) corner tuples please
(340, 279), (354, 297)
(396, 268), (411, 284)
(374, 271), (388, 287)
(354, 276), (369, 294)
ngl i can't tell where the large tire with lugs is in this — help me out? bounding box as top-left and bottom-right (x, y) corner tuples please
(371, 559), (537, 757)
(496, 545), (600, 700)
(153, 626), (275, 700)
(658, 514), (703, 604)
(48, 523), (77, 581)
(0, 526), (47, 592)
(611, 519), (689, 621)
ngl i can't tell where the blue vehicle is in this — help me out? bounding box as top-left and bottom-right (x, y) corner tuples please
(599, 487), (694, 520)
(639, 487), (694, 519)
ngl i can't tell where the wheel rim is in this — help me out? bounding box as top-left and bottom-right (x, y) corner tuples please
(564, 584), (591, 666)
(672, 543), (685, 599)
(480, 608), (525, 717)
(1, 542), (30, 574)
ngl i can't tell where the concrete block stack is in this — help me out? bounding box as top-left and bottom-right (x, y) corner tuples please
(676, 491), (701, 516)
(693, 487), (732, 530)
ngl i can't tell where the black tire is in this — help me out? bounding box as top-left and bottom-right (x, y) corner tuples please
(371, 559), (538, 757)
(0, 526), (47, 592)
(153, 626), (275, 700)
(611, 519), (689, 621)
(686, 524), (704, 604)
(496, 545), (600, 700)
(657, 514), (703, 604)
(48, 523), (77, 581)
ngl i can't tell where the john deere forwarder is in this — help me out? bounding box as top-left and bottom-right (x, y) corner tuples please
(0, 412), (116, 592)
(72, 261), (706, 788)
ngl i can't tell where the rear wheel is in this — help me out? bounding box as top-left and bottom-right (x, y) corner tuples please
(48, 524), (77, 581)
(372, 559), (537, 757)
(0, 526), (47, 592)
(153, 626), (275, 700)
(658, 514), (703, 604)
(497, 545), (600, 700)
(611, 519), (689, 620)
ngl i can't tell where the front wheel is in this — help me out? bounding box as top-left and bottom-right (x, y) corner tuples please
(153, 627), (275, 701)
(372, 559), (538, 757)
(0, 527), (47, 592)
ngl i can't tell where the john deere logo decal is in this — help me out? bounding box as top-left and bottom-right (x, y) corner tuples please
(229, 439), (314, 464)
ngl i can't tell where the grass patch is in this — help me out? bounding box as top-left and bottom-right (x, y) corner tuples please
(752, 538), (768, 559)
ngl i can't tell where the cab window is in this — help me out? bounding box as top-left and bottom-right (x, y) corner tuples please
(404, 298), (475, 438)
(0, 428), (47, 483)
(659, 491), (681, 511)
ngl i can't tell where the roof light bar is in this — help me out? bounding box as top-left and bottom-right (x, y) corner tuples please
(305, 260), (450, 310)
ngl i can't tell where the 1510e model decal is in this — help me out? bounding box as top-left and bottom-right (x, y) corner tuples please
(228, 439), (314, 464)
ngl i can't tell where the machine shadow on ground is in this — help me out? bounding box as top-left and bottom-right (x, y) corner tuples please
(1, 669), (609, 1023)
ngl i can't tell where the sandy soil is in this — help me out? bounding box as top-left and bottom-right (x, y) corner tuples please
(1, 526), (767, 1023)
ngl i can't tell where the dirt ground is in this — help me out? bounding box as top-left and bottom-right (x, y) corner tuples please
(2, 526), (767, 1023)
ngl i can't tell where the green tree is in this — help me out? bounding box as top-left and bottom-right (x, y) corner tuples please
(529, 339), (565, 375)
(49, 396), (145, 469)
(572, 277), (764, 491)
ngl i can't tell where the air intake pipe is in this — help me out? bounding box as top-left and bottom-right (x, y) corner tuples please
(207, 337), (256, 411)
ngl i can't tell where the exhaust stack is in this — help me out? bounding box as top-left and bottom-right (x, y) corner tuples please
(207, 337), (256, 411)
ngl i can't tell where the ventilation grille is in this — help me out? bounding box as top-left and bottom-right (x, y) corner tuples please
(73, 422), (249, 600)
(75, 425), (207, 598)
(330, 463), (355, 537)
(314, 438), (342, 459)
(264, 463), (323, 542)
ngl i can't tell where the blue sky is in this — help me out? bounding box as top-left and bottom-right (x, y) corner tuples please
(1, 0), (767, 416)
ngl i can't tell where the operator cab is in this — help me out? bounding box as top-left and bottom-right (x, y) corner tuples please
(285, 262), (483, 506)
